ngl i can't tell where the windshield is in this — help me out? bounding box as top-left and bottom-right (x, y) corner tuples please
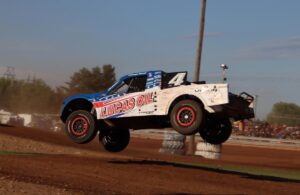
(107, 75), (147, 95)
(108, 81), (128, 94)
(108, 78), (134, 95)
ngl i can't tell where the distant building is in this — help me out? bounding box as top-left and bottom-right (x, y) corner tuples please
(0, 110), (12, 124)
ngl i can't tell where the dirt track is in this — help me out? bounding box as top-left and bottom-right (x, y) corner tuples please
(0, 125), (300, 194)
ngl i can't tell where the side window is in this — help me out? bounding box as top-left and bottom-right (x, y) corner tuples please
(108, 76), (147, 95)
(127, 76), (147, 93)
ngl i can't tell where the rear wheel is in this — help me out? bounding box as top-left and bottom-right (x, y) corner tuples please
(99, 128), (130, 152)
(170, 100), (204, 135)
(66, 110), (97, 144)
(199, 118), (232, 144)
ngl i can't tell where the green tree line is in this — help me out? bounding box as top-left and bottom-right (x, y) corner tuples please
(267, 102), (300, 126)
(0, 64), (115, 114)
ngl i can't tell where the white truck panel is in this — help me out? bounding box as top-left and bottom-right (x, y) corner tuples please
(157, 83), (228, 114)
(95, 83), (228, 119)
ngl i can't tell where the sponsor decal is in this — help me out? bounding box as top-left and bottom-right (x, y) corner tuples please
(95, 92), (155, 118)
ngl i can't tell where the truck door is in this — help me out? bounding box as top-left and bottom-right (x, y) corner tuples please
(127, 75), (158, 116)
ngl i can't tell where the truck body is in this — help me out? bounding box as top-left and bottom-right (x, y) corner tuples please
(60, 70), (254, 152)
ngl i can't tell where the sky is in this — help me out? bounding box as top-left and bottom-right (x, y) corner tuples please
(0, 0), (300, 119)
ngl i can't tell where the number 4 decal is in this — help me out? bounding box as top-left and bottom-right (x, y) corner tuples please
(168, 73), (186, 86)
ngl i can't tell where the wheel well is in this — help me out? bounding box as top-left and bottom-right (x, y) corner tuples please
(168, 95), (204, 115)
(61, 99), (94, 123)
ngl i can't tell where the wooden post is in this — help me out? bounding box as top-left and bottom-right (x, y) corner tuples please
(188, 0), (207, 155)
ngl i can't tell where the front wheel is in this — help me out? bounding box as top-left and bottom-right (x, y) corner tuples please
(199, 118), (232, 144)
(99, 128), (130, 152)
(170, 100), (204, 135)
(65, 110), (97, 144)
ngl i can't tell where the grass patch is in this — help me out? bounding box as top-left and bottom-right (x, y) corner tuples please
(0, 150), (44, 156)
(171, 161), (300, 181)
(110, 159), (300, 182)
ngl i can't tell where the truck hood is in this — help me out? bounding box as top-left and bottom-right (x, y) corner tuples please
(62, 91), (107, 105)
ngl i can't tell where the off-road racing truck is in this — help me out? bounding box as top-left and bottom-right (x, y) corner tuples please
(60, 70), (254, 152)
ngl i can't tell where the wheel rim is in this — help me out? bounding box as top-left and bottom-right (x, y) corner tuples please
(176, 106), (196, 127)
(69, 116), (89, 137)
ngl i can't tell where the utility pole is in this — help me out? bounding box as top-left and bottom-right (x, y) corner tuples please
(254, 95), (258, 120)
(188, 0), (207, 155)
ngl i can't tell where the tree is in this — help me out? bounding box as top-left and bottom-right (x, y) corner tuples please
(0, 64), (117, 114)
(0, 77), (57, 114)
(0, 78), (15, 111)
(65, 64), (116, 95)
(267, 102), (300, 126)
(101, 64), (116, 89)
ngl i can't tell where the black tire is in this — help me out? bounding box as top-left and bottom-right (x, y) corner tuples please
(163, 133), (185, 141)
(170, 99), (204, 135)
(65, 110), (97, 144)
(99, 128), (130, 152)
(200, 118), (232, 144)
(162, 141), (185, 150)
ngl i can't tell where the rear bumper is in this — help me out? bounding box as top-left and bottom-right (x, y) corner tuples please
(223, 92), (255, 121)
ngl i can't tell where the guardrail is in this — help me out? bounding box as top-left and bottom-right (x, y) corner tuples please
(131, 129), (300, 149)
(227, 135), (300, 148)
